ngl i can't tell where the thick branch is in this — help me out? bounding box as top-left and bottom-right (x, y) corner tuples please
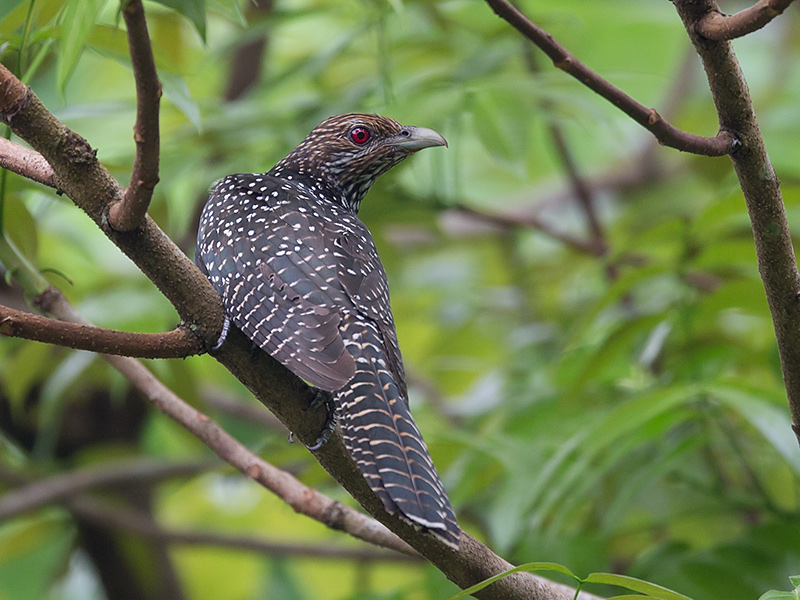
(0, 303), (204, 358)
(0, 137), (55, 187)
(673, 0), (800, 446)
(108, 0), (161, 231)
(696, 0), (795, 40)
(484, 0), (737, 156)
(0, 62), (585, 599)
(31, 284), (417, 557)
(0, 460), (209, 521)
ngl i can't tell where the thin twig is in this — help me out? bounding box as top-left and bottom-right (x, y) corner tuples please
(0, 459), (210, 521)
(0, 466), (417, 562)
(0, 137), (55, 188)
(484, 0), (737, 156)
(696, 0), (795, 40)
(203, 392), (287, 431)
(523, 48), (606, 250)
(108, 0), (161, 232)
(453, 204), (606, 256)
(30, 284), (418, 556)
(69, 496), (419, 563)
(546, 124), (606, 247)
(0, 303), (204, 358)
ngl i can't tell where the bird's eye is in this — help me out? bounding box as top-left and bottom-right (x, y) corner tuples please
(349, 127), (371, 145)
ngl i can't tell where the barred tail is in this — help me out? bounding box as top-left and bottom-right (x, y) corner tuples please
(336, 317), (460, 549)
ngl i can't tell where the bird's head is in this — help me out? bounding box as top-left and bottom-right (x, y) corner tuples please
(271, 113), (447, 212)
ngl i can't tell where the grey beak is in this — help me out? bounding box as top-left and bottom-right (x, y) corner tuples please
(388, 126), (448, 151)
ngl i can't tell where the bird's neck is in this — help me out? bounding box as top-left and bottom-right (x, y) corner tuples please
(267, 163), (371, 215)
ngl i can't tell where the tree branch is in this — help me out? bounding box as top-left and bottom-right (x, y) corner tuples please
(0, 466), (417, 563)
(673, 0), (800, 447)
(68, 496), (419, 563)
(203, 392), (287, 432)
(0, 303), (204, 358)
(0, 61), (585, 600)
(695, 0), (795, 40)
(0, 459), (210, 521)
(453, 204), (607, 256)
(0, 137), (55, 188)
(107, 0), (161, 232)
(29, 284), (418, 557)
(484, 0), (737, 156)
(523, 48), (607, 251)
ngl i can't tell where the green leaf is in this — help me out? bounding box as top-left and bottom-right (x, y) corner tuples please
(0, 0), (28, 24)
(161, 71), (202, 131)
(759, 576), (800, 600)
(3, 194), (37, 265)
(208, 0), (245, 27)
(0, 513), (74, 600)
(469, 92), (517, 163)
(758, 592), (797, 600)
(447, 562), (580, 600)
(707, 384), (800, 476)
(56, 0), (105, 91)
(584, 573), (694, 600)
(152, 0), (206, 41)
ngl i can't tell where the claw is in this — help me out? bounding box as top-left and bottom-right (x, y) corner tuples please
(209, 316), (231, 353)
(304, 387), (337, 451)
(306, 386), (333, 410)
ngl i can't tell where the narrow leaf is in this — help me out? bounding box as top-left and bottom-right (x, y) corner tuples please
(57, 0), (104, 91)
(447, 562), (580, 600)
(584, 573), (693, 600)
(152, 0), (206, 41)
(0, 0), (28, 24)
(708, 384), (800, 476)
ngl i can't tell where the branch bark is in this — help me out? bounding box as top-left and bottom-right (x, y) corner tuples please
(484, 0), (737, 156)
(695, 0), (795, 40)
(0, 303), (204, 358)
(673, 0), (800, 446)
(107, 0), (161, 231)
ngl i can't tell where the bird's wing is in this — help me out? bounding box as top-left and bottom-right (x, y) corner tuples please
(334, 227), (408, 401)
(197, 177), (356, 391)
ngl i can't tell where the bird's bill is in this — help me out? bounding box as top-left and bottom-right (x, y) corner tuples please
(387, 126), (448, 151)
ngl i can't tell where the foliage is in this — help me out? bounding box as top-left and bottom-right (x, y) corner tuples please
(1, 0), (800, 599)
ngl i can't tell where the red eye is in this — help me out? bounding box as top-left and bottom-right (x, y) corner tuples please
(349, 127), (371, 145)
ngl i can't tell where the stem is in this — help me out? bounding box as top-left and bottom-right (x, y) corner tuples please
(673, 0), (800, 446)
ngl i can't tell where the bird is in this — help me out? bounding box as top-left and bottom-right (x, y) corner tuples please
(195, 113), (460, 549)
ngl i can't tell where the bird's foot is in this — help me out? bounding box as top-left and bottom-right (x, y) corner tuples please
(304, 387), (336, 451)
(209, 316), (231, 354)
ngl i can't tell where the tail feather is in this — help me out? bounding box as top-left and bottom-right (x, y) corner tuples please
(337, 316), (460, 548)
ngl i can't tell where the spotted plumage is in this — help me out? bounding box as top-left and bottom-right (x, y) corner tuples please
(195, 114), (460, 548)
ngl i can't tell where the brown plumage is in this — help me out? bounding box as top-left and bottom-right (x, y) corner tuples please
(196, 114), (460, 548)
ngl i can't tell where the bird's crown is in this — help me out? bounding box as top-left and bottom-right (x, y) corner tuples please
(270, 113), (446, 212)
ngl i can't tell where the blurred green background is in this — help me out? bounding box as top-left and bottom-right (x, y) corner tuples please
(1, 0), (800, 599)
